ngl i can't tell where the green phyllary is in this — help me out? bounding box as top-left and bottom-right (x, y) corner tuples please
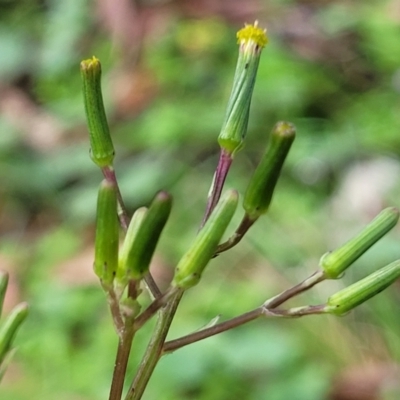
(81, 56), (115, 168)
(243, 121), (295, 221)
(326, 260), (400, 315)
(0, 302), (29, 364)
(173, 190), (238, 289)
(94, 179), (119, 285)
(121, 191), (172, 281)
(218, 22), (268, 156)
(117, 206), (148, 286)
(320, 207), (399, 279)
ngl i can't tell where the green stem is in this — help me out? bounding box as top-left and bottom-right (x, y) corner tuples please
(105, 286), (125, 337)
(163, 270), (326, 353)
(133, 287), (178, 331)
(263, 270), (325, 309)
(163, 308), (262, 353)
(214, 214), (255, 256)
(109, 327), (136, 400)
(125, 290), (184, 400)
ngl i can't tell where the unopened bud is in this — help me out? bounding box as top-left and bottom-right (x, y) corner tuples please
(173, 190), (238, 289)
(122, 191), (172, 281)
(321, 207), (399, 279)
(80, 56), (115, 167)
(326, 260), (400, 315)
(0, 302), (29, 363)
(94, 179), (119, 285)
(117, 207), (147, 286)
(218, 22), (268, 156)
(243, 121), (295, 220)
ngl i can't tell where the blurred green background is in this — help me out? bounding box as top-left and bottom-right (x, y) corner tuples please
(1, 0), (400, 399)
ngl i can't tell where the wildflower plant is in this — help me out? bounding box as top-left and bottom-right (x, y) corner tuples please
(80, 22), (400, 400)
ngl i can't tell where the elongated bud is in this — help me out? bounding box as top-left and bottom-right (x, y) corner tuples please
(123, 191), (172, 281)
(326, 260), (400, 315)
(116, 207), (147, 285)
(94, 179), (119, 285)
(173, 190), (238, 289)
(218, 22), (268, 156)
(80, 56), (115, 167)
(0, 271), (8, 318)
(243, 121), (295, 220)
(320, 207), (399, 279)
(0, 302), (29, 363)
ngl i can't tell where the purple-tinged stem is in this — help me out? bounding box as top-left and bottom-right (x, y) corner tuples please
(200, 149), (233, 228)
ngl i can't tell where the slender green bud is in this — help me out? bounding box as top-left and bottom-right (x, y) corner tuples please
(116, 207), (147, 286)
(326, 260), (400, 315)
(94, 179), (119, 285)
(80, 56), (115, 167)
(0, 302), (29, 363)
(218, 22), (268, 156)
(123, 191), (172, 280)
(243, 121), (295, 220)
(320, 207), (399, 279)
(0, 271), (8, 318)
(173, 190), (238, 289)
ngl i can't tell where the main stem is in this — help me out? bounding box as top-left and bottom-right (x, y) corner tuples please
(109, 327), (136, 400)
(125, 290), (183, 400)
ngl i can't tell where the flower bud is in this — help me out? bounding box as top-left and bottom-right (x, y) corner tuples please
(321, 207), (399, 279)
(173, 190), (238, 289)
(218, 22), (268, 156)
(326, 260), (400, 315)
(122, 191), (172, 281)
(80, 56), (115, 167)
(243, 121), (295, 220)
(116, 206), (147, 285)
(94, 179), (119, 285)
(0, 302), (29, 364)
(0, 271), (8, 318)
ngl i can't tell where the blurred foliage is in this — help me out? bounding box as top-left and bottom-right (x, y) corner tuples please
(1, 0), (400, 399)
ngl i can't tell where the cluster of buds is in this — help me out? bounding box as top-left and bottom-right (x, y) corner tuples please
(319, 207), (400, 315)
(80, 22), (400, 333)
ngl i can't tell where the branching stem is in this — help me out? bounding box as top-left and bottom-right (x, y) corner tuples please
(162, 270), (326, 353)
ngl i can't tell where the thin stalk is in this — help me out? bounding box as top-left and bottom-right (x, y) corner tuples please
(125, 290), (184, 400)
(163, 308), (263, 353)
(263, 270), (325, 309)
(163, 302), (327, 353)
(109, 327), (136, 400)
(105, 285), (124, 336)
(214, 214), (255, 256)
(268, 304), (326, 317)
(133, 287), (178, 331)
(163, 270), (326, 353)
(102, 166), (130, 230)
(200, 149), (233, 228)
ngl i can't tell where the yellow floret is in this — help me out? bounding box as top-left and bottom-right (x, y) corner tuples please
(236, 21), (268, 48)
